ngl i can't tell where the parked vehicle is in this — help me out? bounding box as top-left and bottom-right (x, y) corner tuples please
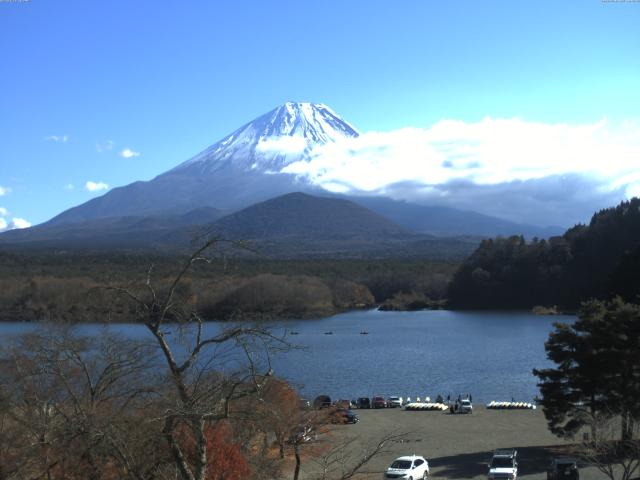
(387, 396), (403, 408)
(334, 399), (351, 409)
(333, 408), (359, 424)
(450, 398), (473, 414)
(313, 395), (331, 409)
(372, 396), (387, 408)
(356, 397), (371, 409)
(299, 398), (311, 410)
(488, 449), (518, 480)
(547, 457), (579, 480)
(384, 455), (429, 480)
(459, 398), (473, 413)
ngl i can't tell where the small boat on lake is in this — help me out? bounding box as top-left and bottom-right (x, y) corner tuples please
(324, 331), (333, 335)
(360, 330), (369, 335)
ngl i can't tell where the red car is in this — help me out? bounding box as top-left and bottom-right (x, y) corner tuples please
(372, 396), (387, 408)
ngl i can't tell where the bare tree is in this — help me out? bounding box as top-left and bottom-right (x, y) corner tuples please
(576, 412), (640, 480)
(103, 238), (287, 480)
(0, 327), (163, 480)
(310, 432), (408, 480)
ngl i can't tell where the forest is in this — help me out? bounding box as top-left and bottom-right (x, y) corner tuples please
(447, 198), (640, 310)
(0, 252), (456, 322)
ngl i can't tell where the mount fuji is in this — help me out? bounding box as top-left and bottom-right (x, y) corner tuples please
(48, 102), (357, 225)
(0, 102), (562, 252)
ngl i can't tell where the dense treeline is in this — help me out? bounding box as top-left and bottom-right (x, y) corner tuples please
(0, 252), (457, 321)
(448, 198), (640, 309)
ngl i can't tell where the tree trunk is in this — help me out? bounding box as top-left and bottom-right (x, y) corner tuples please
(620, 410), (632, 442)
(293, 444), (301, 480)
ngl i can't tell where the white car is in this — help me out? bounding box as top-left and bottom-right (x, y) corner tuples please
(459, 399), (473, 413)
(488, 449), (518, 480)
(384, 455), (429, 480)
(387, 396), (403, 408)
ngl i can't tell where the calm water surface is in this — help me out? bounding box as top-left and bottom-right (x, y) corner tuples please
(0, 310), (572, 403)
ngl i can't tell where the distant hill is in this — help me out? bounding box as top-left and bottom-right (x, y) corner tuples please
(210, 192), (408, 240)
(181, 192), (480, 259)
(447, 197), (640, 309)
(346, 196), (564, 238)
(0, 193), (480, 260)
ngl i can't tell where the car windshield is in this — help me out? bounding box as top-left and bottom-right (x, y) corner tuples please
(390, 460), (412, 469)
(491, 457), (513, 468)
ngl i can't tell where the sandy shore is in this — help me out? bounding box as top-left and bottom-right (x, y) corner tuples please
(297, 407), (602, 480)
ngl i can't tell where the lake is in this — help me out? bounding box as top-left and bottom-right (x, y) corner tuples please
(0, 309), (571, 404)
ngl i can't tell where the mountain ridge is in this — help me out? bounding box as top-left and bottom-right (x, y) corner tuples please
(4, 101), (563, 245)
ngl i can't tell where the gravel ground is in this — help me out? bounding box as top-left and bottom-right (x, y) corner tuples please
(297, 407), (603, 480)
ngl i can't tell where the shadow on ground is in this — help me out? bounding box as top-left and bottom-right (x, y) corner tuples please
(429, 444), (573, 479)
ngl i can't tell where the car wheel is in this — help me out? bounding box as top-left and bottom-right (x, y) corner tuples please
(422, 471), (428, 480)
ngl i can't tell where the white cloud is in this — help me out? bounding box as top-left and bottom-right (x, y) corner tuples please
(120, 148), (140, 158)
(45, 135), (69, 143)
(0, 186), (10, 196)
(96, 140), (115, 153)
(0, 207), (7, 216)
(280, 117), (640, 224)
(0, 217), (31, 232)
(257, 136), (308, 154)
(63, 183), (74, 190)
(85, 181), (109, 192)
(626, 183), (640, 199)
(10, 218), (31, 229)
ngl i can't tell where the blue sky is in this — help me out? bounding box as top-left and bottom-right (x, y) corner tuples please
(1, 0), (639, 227)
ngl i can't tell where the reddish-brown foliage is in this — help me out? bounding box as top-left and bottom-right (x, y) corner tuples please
(204, 422), (251, 480)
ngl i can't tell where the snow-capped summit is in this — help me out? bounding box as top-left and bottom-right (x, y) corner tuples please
(171, 102), (359, 175)
(42, 102), (362, 224)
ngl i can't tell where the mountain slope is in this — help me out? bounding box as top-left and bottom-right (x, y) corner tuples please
(0, 207), (224, 249)
(347, 196), (564, 238)
(47, 102), (357, 226)
(158, 192), (478, 259)
(208, 192), (408, 240)
(4, 101), (563, 247)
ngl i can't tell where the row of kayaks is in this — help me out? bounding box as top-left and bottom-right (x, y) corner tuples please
(404, 402), (450, 411)
(486, 401), (536, 410)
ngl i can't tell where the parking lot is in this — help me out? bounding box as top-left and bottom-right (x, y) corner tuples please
(298, 407), (604, 480)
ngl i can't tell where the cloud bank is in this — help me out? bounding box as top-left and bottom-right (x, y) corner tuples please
(281, 117), (640, 226)
(0, 186), (10, 196)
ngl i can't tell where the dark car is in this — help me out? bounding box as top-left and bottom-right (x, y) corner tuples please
(547, 457), (579, 480)
(356, 397), (371, 409)
(372, 396), (387, 408)
(333, 408), (359, 424)
(313, 395), (332, 409)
